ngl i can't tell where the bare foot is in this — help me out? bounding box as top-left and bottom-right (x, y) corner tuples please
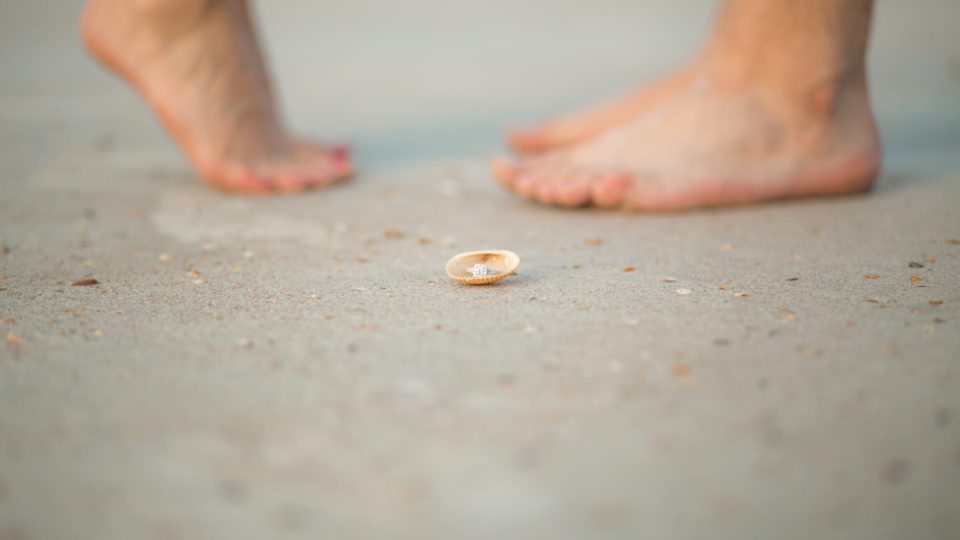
(81, 0), (351, 193)
(495, 0), (881, 210)
(494, 69), (880, 210)
(506, 67), (696, 155)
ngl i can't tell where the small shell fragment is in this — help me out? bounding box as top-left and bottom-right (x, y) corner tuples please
(446, 250), (520, 285)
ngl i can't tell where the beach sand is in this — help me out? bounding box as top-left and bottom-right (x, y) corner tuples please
(1, 1), (959, 538)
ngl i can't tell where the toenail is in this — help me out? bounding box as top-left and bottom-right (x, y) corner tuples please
(331, 145), (350, 161)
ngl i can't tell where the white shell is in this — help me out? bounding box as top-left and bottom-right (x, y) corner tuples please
(445, 250), (520, 285)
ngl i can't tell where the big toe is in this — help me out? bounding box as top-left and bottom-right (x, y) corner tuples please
(297, 141), (354, 189)
(554, 173), (592, 207)
(492, 157), (520, 189)
(507, 127), (553, 154)
(589, 173), (633, 208)
(201, 163), (273, 194)
(199, 142), (354, 195)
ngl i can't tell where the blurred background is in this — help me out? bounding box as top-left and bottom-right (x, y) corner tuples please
(4, 0), (960, 172)
(1, 1), (959, 539)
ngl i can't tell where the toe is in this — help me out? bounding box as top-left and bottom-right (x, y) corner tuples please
(506, 102), (633, 155)
(554, 173), (592, 207)
(506, 119), (593, 154)
(514, 171), (542, 199)
(507, 128), (553, 154)
(196, 139), (352, 195)
(590, 172), (633, 208)
(534, 177), (557, 205)
(492, 157), (520, 189)
(202, 163), (272, 194)
(298, 142), (353, 188)
(323, 144), (354, 183)
(238, 171), (275, 194)
(533, 167), (581, 206)
(274, 173), (308, 193)
(497, 153), (590, 207)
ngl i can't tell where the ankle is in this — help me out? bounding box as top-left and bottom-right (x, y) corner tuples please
(698, 0), (872, 101)
(132, 0), (226, 23)
(700, 48), (865, 123)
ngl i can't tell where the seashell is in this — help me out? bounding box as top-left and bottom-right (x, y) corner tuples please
(445, 250), (520, 285)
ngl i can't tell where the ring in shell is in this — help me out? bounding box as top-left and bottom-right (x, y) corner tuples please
(445, 250), (520, 285)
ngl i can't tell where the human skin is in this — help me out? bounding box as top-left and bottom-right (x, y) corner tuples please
(494, 0), (881, 210)
(81, 0), (879, 207)
(82, 0), (352, 193)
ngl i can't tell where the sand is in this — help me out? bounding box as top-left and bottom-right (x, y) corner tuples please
(1, 1), (959, 538)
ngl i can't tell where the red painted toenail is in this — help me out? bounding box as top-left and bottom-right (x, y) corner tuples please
(331, 145), (350, 161)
